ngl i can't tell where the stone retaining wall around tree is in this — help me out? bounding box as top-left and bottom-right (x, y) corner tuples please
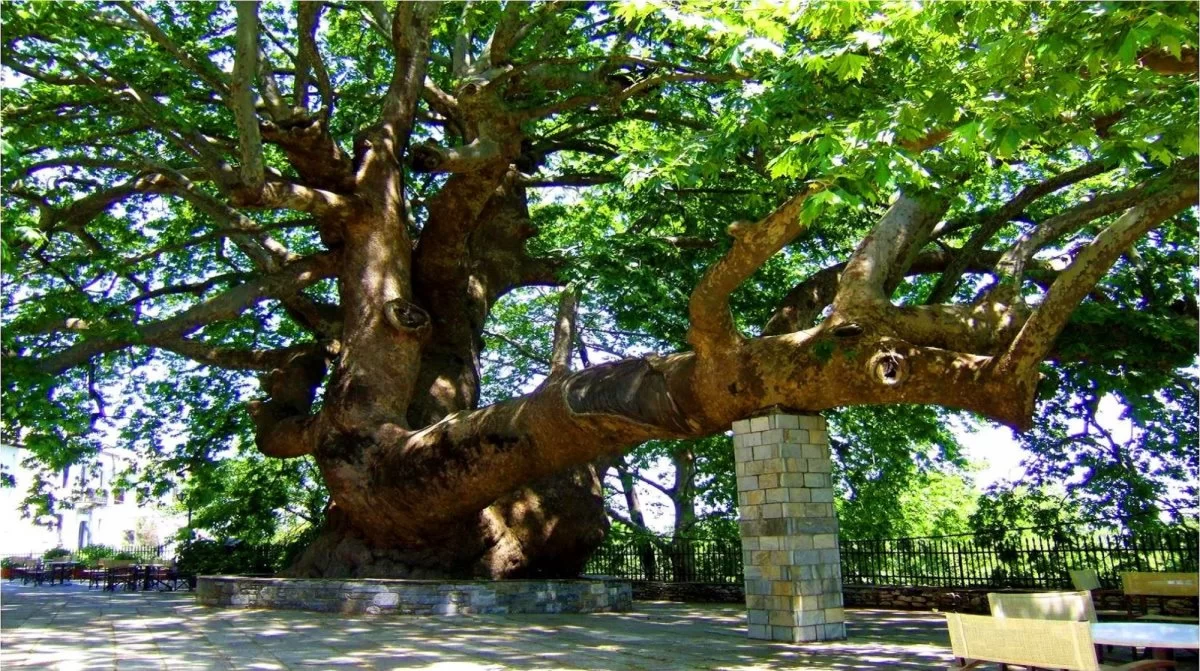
(197, 576), (632, 616)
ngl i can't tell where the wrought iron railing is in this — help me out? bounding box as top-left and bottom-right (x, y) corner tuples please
(585, 526), (1199, 589)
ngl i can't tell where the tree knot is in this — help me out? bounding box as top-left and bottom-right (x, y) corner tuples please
(868, 349), (909, 387)
(383, 299), (431, 340)
(410, 141), (444, 173)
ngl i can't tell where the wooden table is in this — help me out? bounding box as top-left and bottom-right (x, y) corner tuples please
(1092, 621), (1200, 658)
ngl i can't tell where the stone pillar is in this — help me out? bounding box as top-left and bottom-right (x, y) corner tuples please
(732, 411), (845, 643)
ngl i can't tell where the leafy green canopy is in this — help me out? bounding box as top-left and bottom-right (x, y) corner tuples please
(2, 1), (1196, 537)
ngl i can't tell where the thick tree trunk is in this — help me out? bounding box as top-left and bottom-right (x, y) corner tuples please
(282, 169), (615, 580)
(286, 464), (607, 579)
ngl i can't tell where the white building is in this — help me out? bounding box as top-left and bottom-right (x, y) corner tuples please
(0, 444), (186, 555)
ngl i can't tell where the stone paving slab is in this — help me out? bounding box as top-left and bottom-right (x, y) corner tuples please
(3, 581), (1196, 670)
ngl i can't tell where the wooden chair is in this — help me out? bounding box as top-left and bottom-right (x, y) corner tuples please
(102, 559), (138, 591)
(16, 559), (46, 586)
(83, 561), (109, 589)
(1122, 572), (1199, 623)
(945, 613), (1176, 671)
(988, 590), (1098, 622)
(144, 559), (187, 591)
(7, 557), (33, 583)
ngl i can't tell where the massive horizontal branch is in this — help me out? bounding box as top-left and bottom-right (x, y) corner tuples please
(327, 326), (1035, 542)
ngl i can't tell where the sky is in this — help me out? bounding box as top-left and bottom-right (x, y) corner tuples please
(956, 422), (1028, 487)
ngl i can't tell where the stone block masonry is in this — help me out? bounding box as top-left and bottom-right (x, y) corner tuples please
(732, 411), (846, 643)
(197, 576), (632, 616)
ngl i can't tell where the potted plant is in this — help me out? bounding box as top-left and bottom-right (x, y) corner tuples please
(1, 557), (15, 580)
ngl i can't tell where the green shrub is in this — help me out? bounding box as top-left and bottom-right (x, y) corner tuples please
(43, 547), (71, 560)
(176, 539), (282, 576)
(113, 551), (138, 561)
(76, 545), (116, 564)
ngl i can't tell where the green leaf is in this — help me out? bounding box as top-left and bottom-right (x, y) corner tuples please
(829, 52), (870, 82)
(1158, 33), (1183, 60)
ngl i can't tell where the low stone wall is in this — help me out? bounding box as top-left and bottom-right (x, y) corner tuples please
(843, 585), (989, 613)
(844, 585), (1198, 617)
(630, 582), (1198, 618)
(197, 576), (632, 616)
(632, 581), (744, 603)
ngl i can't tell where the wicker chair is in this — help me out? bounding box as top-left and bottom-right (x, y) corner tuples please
(945, 613), (1176, 671)
(988, 590), (1098, 622)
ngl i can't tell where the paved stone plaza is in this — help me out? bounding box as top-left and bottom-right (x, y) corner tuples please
(4, 581), (1194, 670)
(2, 581), (956, 670)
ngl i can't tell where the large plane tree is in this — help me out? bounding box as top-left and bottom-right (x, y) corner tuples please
(3, 1), (1196, 578)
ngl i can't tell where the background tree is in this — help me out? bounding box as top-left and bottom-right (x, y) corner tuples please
(179, 452), (327, 545)
(3, 1), (1196, 579)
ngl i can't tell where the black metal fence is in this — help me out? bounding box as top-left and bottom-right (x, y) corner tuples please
(584, 537), (743, 583)
(3, 544), (167, 563)
(585, 527), (1199, 589)
(841, 528), (1199, 589)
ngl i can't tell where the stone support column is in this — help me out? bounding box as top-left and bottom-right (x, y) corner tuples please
(731, 411), (846, 642)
